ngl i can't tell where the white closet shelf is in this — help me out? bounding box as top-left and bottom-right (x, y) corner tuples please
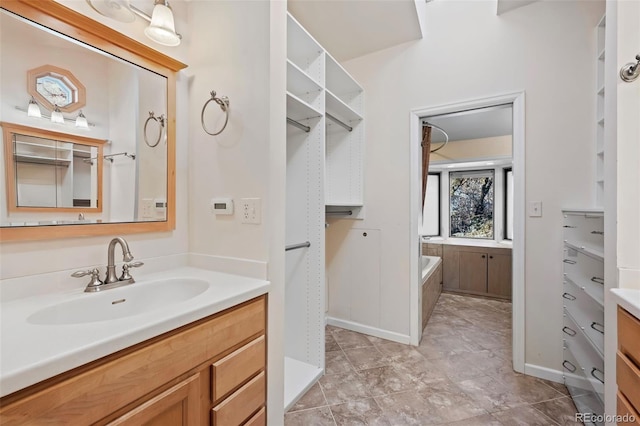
(326, 90), (363, 123)
(326, 203), (363, 207)
(564, 275), (604, 308)
(287, 60), (322, 98)
(15, 140), (72, 151)
(284, 356), (323, 411)
(564, 240), (604, 261)
(14, 154), (71, 166)
(287, 92), (322, 122)
(325, 54), (363, 98)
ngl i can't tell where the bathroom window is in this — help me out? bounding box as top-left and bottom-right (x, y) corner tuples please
(449, 170), (494, 239)
(505, 168), (513, 240)
(422, 173), (440, 236)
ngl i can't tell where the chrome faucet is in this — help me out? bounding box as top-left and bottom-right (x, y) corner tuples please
(105, 237), (134, 284)
(72, 237), (144, 292)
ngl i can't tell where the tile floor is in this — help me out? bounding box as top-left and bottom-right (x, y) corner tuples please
(284, 292), (581, 426)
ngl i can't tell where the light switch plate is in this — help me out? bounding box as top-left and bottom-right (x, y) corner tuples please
(528, 201), (542, 217)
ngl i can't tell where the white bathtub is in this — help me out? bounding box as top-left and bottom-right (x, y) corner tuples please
(421, 255), (442, 283)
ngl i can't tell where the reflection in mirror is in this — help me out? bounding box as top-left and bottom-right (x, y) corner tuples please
(0, 7), (168, 228)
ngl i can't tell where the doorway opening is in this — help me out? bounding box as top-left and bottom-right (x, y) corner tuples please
(409, 93), (525, 373)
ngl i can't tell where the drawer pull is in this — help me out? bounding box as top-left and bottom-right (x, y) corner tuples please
(562, 326), (577, 336)
(563, 360), (577, 373)
(590, 367), (604, 384)
(563, 225), (577, 228)
(590, 277), (604, 285)
(562, 292), (577, 301)
(590, 230), (604, 235)
(563, 259), (577, 264)
(590, 322), (604, 334)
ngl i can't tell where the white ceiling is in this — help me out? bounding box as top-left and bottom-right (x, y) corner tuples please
(287, 0), (423, 62)
(424, 105), (513, 143)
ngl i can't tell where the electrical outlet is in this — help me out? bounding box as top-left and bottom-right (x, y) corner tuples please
(240, 198), (261, 224)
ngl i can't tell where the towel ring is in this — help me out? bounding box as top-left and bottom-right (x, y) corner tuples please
(144, 111), (165, 148)
(201, 90), (230, 136)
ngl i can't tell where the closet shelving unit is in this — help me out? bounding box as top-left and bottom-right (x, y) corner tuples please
(595, 14), (605, 207)
(284, 12), (366, 410)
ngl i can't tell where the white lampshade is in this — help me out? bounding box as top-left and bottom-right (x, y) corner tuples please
(51, 106), (64, 124)
(75, 111), (89, 129)
(144, 2), (180, 47)
(27, 97), (41, 118)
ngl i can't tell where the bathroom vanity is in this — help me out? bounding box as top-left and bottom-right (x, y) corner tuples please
(0, 267), (269, 425)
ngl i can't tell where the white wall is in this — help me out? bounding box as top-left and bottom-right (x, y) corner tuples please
(339, 0), (604, 371)
(185, 2), (286, 423)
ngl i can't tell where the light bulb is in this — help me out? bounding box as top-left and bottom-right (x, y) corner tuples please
(51, 106), (64, 124)
(144, 1), (180, 47)
(75, 111), (89, 129)
(27, 97), (41, 118)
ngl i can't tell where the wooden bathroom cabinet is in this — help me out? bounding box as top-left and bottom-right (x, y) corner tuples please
(0, 296), (267, 426)
(442, 245), (512, 299)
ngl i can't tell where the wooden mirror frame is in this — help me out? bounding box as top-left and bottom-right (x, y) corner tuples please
(2, 122), (105, 214)
(0, 0), (187, 242)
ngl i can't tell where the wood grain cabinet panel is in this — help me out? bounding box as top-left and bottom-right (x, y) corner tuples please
(459, 251), (488, 293)
(0, 296), (267, 425)
(212, 335), (265, 403)
(442, 245), (460, 291)
(244, 407), (266, 426)
(619, 307), (640, 367)
(617, 392), (640, 426)
(212, 372), (265, 426)
(618, 307), (640, 419)
(487, 253), (512, 299)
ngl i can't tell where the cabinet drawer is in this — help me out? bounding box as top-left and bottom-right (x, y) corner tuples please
(212, 335), (265, 403)
(563, 246), (604, 306)
(244, 407), (266, 426)
(562, 279), (604, 355)
(563, 212), (604, 252)
(618, 307), (640, 367)
(617, 352), (640, 413)
(212, 371), (265, 426)
(562, 311), (604, 398)
(617, 392), (640, 426)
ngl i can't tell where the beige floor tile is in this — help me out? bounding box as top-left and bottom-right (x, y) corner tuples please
(495, 374), (566, 404)
(443, 413), (504, 425)
(319, 371), (372, 405)
(419, 379), (488, 423)
(325, 350), (354, 375)
(374, 390), (446, 425)
(375, 341), (426, 365)
(491, 405), (560, 425)
(326, 333), (341, 352)
(332, 329), (375, 350)
(457, 375), (528, 412)
(330, 398), (391, 426)
(532, 396), (582, 426)
(285, 406), (336, 426)
(357, 365), (416, 396)
(343, 346), (389, 371)
(289, 382), (327, 412)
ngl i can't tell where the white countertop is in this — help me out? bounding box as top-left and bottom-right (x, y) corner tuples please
(422, 237), (513, 249)
(0, 266), (269, 397)
(610, 288), (640, 319)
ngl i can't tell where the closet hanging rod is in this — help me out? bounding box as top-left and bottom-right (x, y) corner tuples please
(326, 113), (353, 132)
(286, 117), (310, 133)
(285, 241), (311, 251)
(326, 210), (353, 216)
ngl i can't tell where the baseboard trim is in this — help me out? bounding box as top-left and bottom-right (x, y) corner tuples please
(524, 363), (564, 384)
(326, 317), (411, 345)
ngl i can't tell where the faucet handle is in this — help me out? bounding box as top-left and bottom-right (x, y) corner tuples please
(72, 268), (103, 290)
(120, 261), (144, 282)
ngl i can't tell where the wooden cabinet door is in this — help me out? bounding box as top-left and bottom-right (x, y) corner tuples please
(487, 253), (512, 299)
(108, 373), (200, 426)
(442, 245), (460, 290)
(459, 251), (487, 293)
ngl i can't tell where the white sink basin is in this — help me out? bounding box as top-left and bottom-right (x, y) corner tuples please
(27, 278), (210, 325)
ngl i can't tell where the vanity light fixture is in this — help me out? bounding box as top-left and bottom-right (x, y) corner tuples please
(50, 105), (65, 124)
(27, 97), (42, 118)
(143, 0), (181, 47)
(75, 111), (89, 129)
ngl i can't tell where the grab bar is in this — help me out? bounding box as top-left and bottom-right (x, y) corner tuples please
(285, 241), (310, 251)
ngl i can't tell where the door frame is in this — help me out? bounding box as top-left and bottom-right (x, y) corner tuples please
(409, 92), (526, 373)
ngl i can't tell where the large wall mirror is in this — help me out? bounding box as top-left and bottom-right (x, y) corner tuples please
(0, 0), (187, 241)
